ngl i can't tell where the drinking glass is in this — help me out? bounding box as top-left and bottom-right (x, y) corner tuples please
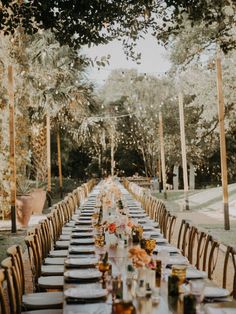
(95, 234), (105, 248)
(171, 265), (187, 285)
(144, 239), (156, 255)
(190, 280), (205, 313)
(158, 250), (169, 279)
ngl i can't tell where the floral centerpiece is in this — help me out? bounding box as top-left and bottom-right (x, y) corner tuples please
(104, 214), (134, 246)
(129, 246), (153, 268)
(129, 246), (156, 289)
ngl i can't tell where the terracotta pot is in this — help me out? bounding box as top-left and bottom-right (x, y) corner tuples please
(31, 189), (46, 214)
(16, 195), (34, 228)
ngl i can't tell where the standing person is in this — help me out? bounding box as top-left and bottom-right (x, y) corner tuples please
(166, 171), (176, 190)
(159, 178), (163, 193)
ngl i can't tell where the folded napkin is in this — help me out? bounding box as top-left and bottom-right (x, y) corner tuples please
(66, 297), (107, 304)
(64, 277), (100, 284)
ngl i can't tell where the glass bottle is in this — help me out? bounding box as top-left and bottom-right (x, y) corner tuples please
(146, 283), (152, 298)
(168, 275), (179, 296)
(155, 259), (162, 288)
(126, 264), (134, 288)
(183, 294), (197, 314)
(136, 279), (146, 298)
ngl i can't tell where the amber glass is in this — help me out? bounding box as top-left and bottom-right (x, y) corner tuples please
(144, 239), (156, 255)
(92, 213), (99, 225)
(95, 234), (105, 247)
(132, 225), (143, 243)
(98, 261), (110, 274)
(112, 301), (136, 314)
(171, 265), (187, 285)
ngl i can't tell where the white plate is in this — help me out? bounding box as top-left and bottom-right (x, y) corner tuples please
(71, 232), (94, 238)
(204, 287), (230, 298)
(186, 269), (207, 279)
(167, 256), (189, 266)
(76, 220), (92, 225)
(142, 226), (154, 231)
(156, 238), (168, 244)
(73, 227), (93, 232)
(130, 213), (147, 218)
(71, 238), (95, 245)
(155, 246), (180, 253)
(143, 231), (162, 238)
(69, 246), (95, 253)
(64, 287), (108, 299)
(64, 269), (101, 279)
(65, 257), (98, 267)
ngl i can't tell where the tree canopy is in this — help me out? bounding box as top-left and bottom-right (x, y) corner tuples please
(0, 0), (235, 59)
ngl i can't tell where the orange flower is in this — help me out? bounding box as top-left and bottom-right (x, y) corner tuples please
(129, 246), (151, 268)
(127, 220), (133, 228)
(108, 223), (116, 233)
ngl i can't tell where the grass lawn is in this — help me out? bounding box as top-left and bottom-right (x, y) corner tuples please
(198, 223), (236, 247)
(0, 230), (27, 263)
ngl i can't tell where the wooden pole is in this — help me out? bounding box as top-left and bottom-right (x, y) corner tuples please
(8, 65), (17, 233)
(46, 113), (52, 207)
(111, 128), (114, 177)
(57, 130), (63, 199)
(159, 111), (167, 199)
(216, 50), (230, 230)
(178, 92), (189, 210)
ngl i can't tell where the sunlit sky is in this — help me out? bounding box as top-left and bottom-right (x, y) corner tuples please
(83, 34), (171, 89)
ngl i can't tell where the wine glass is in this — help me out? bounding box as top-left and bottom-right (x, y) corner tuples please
(158, 250), (169, 280)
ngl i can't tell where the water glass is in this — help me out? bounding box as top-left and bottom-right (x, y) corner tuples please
(158, 250), (169, 279)
(190, 280), (205, 312)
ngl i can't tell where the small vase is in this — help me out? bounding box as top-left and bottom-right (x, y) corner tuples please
(106, 233), (118, 247)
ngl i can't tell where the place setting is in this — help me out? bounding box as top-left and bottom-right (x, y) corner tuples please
(69, 245), (96, 255)
(64, 268), (102, 283)
(65, 257), (99, 268)
(70, 238), (95, 245)
(71, 232), (94, 238)
(75, 219), (93, 225)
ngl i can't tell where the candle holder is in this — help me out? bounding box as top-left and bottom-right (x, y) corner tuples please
(141, 239), (156, 255)
(171, 265), (187, 286)
(98, 252), (110, 282)
(145, 239), (156, 255)
(95, 234), (105, 248)
(132, 225), (143, 244)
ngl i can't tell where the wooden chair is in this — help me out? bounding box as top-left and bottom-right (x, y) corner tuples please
(1, 256), (63, 314)
(163, 212), (177, 243)
(0, 269), (9, 314)
(223, 245), (236, 299)
(28, 221), (66, 264)
(24, 235), (64, 291)
(186, 225), (199, 265)
(177, 219), (192, 257)
(201, 234), (220, 280)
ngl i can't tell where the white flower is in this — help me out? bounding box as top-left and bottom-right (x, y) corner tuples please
(224, 5), (234, 17)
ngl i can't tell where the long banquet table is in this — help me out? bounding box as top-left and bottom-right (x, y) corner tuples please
(61, 181), (236, 314)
